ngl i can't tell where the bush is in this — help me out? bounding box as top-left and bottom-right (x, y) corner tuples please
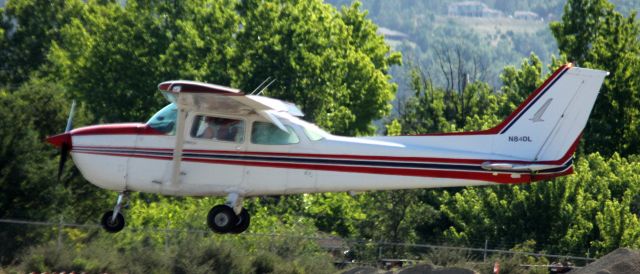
(172, 236), (252, 274)
(253, 252), (279, 273)
(12, 227), (338, 274)
(18, 242), (76, 272)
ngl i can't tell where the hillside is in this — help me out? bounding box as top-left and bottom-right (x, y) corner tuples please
(327, 0), (640, 97)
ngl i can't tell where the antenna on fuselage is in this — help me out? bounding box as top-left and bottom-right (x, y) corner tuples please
(254, 78), (277, 96)
(250, 77), (272, 95)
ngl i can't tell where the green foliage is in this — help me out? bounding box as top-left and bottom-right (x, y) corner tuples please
(499, 53), (544, 117)
(395, 63), (508, 135)
(0, 0), (85, 86)
(171, 238), (251, 274)
(394, 52), (570, 136)
(440, 153), (640, 256)
(385, 119), (402, 136)
(551, 0), (640, 156)
(48, 0), (174, 122)
(354, 190), (437, 258)
(304, 193), (366, 237)
(14, 233), (335, 274)
(40, 0), (401, 132)
(0, 78), (108, 263)
(234, 0), (400, 135)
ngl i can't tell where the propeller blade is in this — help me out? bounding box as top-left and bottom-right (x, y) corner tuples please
(65, 100), (76, 133)
(58, 143), (69, 181)
(57, 100), (75, 181)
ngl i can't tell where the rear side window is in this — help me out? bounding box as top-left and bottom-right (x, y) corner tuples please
(191, 115), (245, 143)
(251, 122), (299, 145)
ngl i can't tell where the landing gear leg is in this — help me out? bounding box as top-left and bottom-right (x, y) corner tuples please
(101, 192), (128, 233)
(207, 193), (251, 234)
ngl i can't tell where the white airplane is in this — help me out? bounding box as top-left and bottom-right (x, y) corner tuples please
(46, 64), (607, 234)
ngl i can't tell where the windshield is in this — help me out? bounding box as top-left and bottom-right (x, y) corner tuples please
(147, 103), (177, 134)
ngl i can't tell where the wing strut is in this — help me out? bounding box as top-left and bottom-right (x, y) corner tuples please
(170, 104), (187, 186)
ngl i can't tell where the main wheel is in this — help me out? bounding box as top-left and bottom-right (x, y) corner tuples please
(207, 205), (238, 233)
(101, 210), (125, 233)
(230, 208), (250, 234)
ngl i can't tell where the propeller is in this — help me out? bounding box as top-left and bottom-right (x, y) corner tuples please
(57, 100), (76, 181)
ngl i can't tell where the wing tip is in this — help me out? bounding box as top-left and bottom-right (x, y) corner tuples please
(158, 80), (244, 95)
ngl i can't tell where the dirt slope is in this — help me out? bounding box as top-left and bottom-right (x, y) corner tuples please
(569, 248), (640, 274)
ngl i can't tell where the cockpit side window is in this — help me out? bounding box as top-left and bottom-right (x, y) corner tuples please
(251, 121), (299, 145)
(191, 115), (245, 143)
(147, 103), (177, 135)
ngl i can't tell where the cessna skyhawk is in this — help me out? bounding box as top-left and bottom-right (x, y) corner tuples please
(46, 64), (608, 234)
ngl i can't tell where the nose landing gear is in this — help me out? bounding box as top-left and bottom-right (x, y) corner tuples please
(207, 193), (251, 234)
(101, 192), (128, 233)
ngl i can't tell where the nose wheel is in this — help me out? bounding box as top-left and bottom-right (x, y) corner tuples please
(101, 210), (125, 232)
(100, 192), (128, 233)
(207, 193), (251, 234)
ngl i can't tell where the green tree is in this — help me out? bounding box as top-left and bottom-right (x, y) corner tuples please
(551, 0), (640, 156)
(157, 0), (239, 84)
(47, 1), (169, 122)
(234, 0), (401, 135)
(0, 78), (109, 264)
(440, 153), (640, 256)
(0, 0), (84, 86)
(355, 190), (436, 257)
(47, 0), (239, 122)
(499, 53), (544, 117)
(394, 63), (505, 135)
(303, 193), (366, 237)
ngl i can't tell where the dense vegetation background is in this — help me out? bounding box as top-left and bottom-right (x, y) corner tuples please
(1, 0), (640, 273)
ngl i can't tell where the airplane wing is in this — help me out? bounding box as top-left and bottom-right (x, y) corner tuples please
(158, 81), (303, 116)
(158, 80), (303, 131)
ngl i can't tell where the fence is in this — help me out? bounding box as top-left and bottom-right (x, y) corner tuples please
(0, 218), (596, 268)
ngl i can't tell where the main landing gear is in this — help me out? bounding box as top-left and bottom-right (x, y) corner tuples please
(99, 192), (250, 234)
(101, 192), (128, 233)
(207, 193), (251, 234)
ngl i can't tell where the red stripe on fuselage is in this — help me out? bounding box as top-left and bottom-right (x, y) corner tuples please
(72, 133), (579, 166)
(73, 150), (535, 184)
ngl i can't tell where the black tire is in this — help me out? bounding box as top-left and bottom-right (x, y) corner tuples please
(101, 210), (125, 233)
(207, 205), (238, 234)
(230, 208), (250, 234)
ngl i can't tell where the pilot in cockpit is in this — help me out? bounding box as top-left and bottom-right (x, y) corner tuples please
(198, 117), (217, 139)
(195, 116), (242, 142)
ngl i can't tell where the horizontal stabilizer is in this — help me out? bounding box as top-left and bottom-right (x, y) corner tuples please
(481, 162), (566, 172)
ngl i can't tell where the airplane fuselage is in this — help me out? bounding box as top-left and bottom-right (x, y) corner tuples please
(67, 112), (572, 198)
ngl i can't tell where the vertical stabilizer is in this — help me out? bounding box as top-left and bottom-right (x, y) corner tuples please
(490, 65), (607, 161)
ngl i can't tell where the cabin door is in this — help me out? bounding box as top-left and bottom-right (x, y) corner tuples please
(179, 114), (247, 195)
